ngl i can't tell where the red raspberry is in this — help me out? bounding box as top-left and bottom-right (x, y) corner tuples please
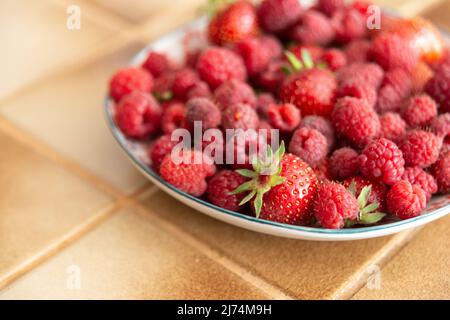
(172, 68), (199, 100)
(207, 170), (248, 212)
(186, 81), (211, 99)
(257, 120), (274, 144)
(149, 134), (178, 169)
(300, 115), (335, 149)
(235, 36), (282, 77)
(313, 159), (332, 182)
(376, 68), (412, 113)
(267, 103), (301, 133)
(430, 113), (450, 141)
(317, 0), (345, 17)
(159, 150), (216, 197)
(196, 47), (247, 89)
(344, 39), (371, 63)
(337, 63), (384, 88)
(369, 33), (419, 72)
(387, 180), (427, 220)
(332, 97), (380, 147)
(290, 10), (335, 46)
(289, 127), (328, 166)
(152, 72), (175, 99)
(109, 67), (153, 102)
(161, 102), (186, 134)
(329, 147), (359, 180)
(320, 48), (347, 71)
(226, 131), (266, 169)
(257, 59), (288, 93)
(399, 130), (442, 168)
(142, 51), (170, 77)
(255, 93), (276, 119)
(280, 68), (337, 117)
(258, 0), (303, 33)
(208, 0), (259, 46)
(222, 103), (259, 130)
(213, 79), (256, 111)
(313, 181), (359, 229)
(402, 167), (438, 201)
(425, 66), (450, 113)
(379, 112), (406, 143)
(185, 98), (221, 130)
(431, 152), (450, 193)
(337, 80), (377, 108)
(401, 94), (438, 128)
(359, 138), (405, 185)
(331, 8), (366, 44)
(342, 176), (388, 212)
(116, 91), (162, 139)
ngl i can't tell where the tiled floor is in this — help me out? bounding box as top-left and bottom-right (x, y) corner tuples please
(0, 0), (448, 300)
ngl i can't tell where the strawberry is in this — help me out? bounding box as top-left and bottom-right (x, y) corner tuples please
(280, 51), (337, 117)
(232, 142), (318, 225)
(208, 0), (259, 46)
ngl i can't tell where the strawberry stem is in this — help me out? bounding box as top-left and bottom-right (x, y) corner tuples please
(231, 142), (287, 217)
(347, 183), (386, 226)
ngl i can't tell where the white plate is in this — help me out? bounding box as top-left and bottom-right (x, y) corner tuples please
(105, 16), (450, 241)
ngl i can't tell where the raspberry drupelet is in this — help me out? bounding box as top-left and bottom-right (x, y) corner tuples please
(313, 182), (359, 229)
(300, 115), (335, 149)
(332, 97), (380, 147)
(159, 150), (216, 197)
(289, 127), (328, 167)
(213, 79), (256, 111)
(399, 130), (442, 168)
(387, 180), (427, 220)
(402, 166), (438, 201)
(149, 134), (178, 169)
(116, 91), (162, 139)
(207, 170), (248, 212)
(401, 94), (438, 128)
(329, 147), (359, 180)
(258, 0), (303, 33)
(142, 51), (170, 78)
(196, 47), (247, 89)
(109, 67), (153, 102)
(222, 103), (259, 130)
(379, 112), (407, 143)
(185, 98), (221, 130)
(359, 138), (405, 186)
(267, 103), (301, 133)
(289, 10), (335, 46)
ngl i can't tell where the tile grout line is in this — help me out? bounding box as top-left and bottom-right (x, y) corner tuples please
(0, 115), (125, 200)
(0, 201), (122, 291)
(129, 193), (294, 300)
(330, 227), (424, 300)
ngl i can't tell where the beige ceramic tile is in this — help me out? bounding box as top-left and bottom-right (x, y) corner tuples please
(0, 131), (112, 284)
(0, 207), (267, 299)
(0, 44), (149, 194)
(138, 0), (206, 42)
(423, 0), (450, 31)
(92, 0), (167, 22)
(352, 216), (450, 300)
(368, 0), (443, 16)
(0, 0), (118, 101)
(140, 192), (418, 299)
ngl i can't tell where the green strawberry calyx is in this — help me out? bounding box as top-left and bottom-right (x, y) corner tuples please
(283, 49), (327, 75)
(230, 142), (287, 218)
(346, 181), (386, 227)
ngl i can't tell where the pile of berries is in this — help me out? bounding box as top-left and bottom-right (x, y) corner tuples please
(109, 0), (450, 229)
